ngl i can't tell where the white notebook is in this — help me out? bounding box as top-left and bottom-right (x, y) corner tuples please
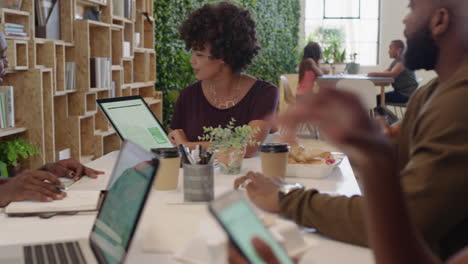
(5, 190), (101, 215)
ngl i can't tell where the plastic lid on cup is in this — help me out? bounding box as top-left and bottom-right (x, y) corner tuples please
(259, 143), (290, 153)
(152, 148), (180, 158)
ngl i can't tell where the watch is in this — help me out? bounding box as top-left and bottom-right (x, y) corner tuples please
(278, 183), (305, 201)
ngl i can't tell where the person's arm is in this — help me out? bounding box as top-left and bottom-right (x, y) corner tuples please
(40, 159), (104, 181)
(0, 170), (66, 207)
(368, 62), (404, 78)
(276, 88), (466, 262)
(307, 59), (324, 77)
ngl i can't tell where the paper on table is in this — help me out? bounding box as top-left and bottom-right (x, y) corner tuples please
(5, 191), (101, 214)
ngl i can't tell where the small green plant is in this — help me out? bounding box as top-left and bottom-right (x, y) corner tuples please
(0, 138), (40, 167)
(198, 118), (260, 152)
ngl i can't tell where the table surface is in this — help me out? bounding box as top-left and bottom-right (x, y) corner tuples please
(0, 145), (374, 263)
(317, 74), (394, 85)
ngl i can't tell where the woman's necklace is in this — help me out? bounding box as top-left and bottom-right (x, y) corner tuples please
(206, 75), (242, 109)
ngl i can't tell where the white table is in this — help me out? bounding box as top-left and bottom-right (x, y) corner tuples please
(317, 74), (394, 105)
(0, 151), (374, 263)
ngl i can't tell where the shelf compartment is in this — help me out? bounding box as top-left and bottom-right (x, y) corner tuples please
(80, 115), (96, 159)
(149, 51), (155, 82)
(123, 21), (134, 58)
(123, 59), (133, 84)
(41, 69), (55, 163)
(121, 87), (131, 96)
(55, 44), (65, 93)
(86, 92), (97, 112)
(139, 85), (155, 98)
(95, 90), (111, 132)
(103, 133), (121, 155)
(143, 17), (154, 49)
(54, 95), (72, 160)
(6, 40), (28, 70)
(112, 69), (122, 97)
(133, 51), (147, 82)
(35, 40), (55, 68)
(111, 27), (123, 66)
(0, 9), (31, 40)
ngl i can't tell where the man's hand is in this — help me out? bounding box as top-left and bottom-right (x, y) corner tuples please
(228, 237), (298, 264)
(168, 129), (189, 146)
(41, 159), (104, 182)
(0, 170), (66, 207)
(234, 172), (282, 213)
(277, 88), (392, 167)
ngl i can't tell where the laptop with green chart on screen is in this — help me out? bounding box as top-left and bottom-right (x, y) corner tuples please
(96, 96), (173, 151)
(0, 141), (159, 264)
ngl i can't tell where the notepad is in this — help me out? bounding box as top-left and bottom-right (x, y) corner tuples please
(5, 191), (101, 215)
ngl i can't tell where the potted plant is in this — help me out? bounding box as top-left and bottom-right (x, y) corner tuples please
(345, 53), (360, 74)
(311, 27), (347, 74)
(0, 138), (39, 177)
(199, 118), (259, 175)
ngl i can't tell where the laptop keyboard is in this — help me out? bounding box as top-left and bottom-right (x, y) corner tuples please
(23, 241), (86, 264)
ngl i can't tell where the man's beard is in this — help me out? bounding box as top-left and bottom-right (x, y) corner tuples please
(404, 26), (439, 71)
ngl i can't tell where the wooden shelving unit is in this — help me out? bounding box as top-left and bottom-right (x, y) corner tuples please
(0, 0), (159, 169)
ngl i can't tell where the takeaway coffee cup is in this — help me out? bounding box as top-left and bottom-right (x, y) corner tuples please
(260, 143), (290, 178)
(152, 148), (181, 190)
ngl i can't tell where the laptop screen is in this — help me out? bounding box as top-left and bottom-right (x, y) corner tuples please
(97, 96), (173, 151)
(90, 141), (158, 264)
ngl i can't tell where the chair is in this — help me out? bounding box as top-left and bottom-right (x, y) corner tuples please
(336, 79), (377, 118)
(386, 102), (406, 120)
(278, 74), (299, 114)
(279, 75), (319, 139)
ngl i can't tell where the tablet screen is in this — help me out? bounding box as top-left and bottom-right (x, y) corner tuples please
(98, 97), (173, 151)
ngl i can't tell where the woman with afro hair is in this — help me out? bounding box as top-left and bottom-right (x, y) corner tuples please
(169, 1), (278, 157)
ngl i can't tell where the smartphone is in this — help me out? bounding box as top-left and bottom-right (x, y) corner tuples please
(209, 190), (295, 264)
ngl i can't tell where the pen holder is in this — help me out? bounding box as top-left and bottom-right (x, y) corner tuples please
(183, 163), (214, 202)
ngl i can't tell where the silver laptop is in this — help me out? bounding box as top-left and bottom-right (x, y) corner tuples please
(96, 96), (173, 152)
(0, 141), (159, 264)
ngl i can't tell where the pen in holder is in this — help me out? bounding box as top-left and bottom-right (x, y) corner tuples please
(183, 162), (214, 202)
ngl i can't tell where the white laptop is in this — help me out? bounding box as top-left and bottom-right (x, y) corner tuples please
(96, 96), (173, 152)
(0, 141), (159, 264)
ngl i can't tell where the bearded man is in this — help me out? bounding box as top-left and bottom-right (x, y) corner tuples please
(233, 0), (468, 260)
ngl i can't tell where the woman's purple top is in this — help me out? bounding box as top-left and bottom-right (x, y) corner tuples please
(170, 79), (278, 142)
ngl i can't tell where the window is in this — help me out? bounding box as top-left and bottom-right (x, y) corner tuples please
(304, 0), (380, 65)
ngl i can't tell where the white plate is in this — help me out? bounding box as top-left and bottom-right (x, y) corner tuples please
(286, 154), (344, 179)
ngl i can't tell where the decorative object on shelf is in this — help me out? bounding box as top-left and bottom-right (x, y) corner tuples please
(35, 0), (60, 40)
(199, 118), (259, 175)
(0, 138), (39, 176)
(0, 0), (23, 10)
(0, 86), (14, 128)
(84, 5), (101, 21)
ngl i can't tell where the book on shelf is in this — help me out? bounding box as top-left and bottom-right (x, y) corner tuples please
(0, 86), (14, 128)
(65, 62), (76, 90)
(113, 0), (124, 17)
(90, 58), (111, 89)
(0, 0), (23, 10)
(5, 23), (24, 29)
(124, 0), (132, 19)
(35, 0), (56, 27)
(123, 41), (131, 57)
(110, 81), (116, 98)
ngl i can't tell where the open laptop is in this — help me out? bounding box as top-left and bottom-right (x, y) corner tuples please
(0, 141), (159, 264)
(96, 96), (173, 151)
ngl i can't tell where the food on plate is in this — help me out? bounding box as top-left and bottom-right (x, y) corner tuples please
(274, 137), (336, 165)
